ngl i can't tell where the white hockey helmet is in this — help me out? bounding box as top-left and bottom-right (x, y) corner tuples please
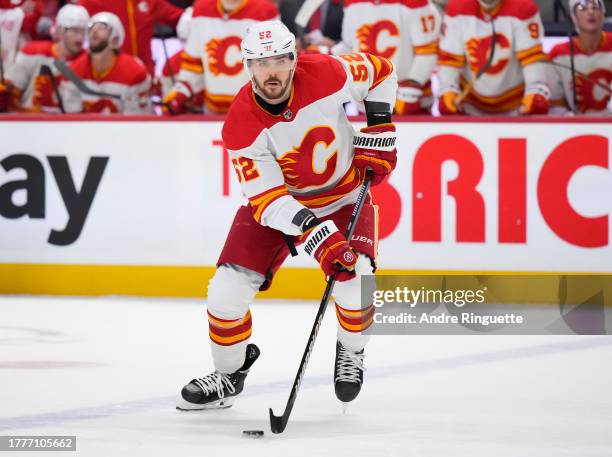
(89, 12), (125, 49)
(569, 0), (606, 22)
(241, 20), (297, 62)
(176, 6), (193, 42)
(56, 4), (90, 30)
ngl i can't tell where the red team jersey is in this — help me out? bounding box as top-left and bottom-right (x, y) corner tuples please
(61, 52), (152, 114)
(548, 32), (612, 115)
(222, 52), (396, 235)
(77, 0), (183, 74)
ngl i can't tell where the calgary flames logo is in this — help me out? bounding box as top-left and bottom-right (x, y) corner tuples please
(575, 69), (612, 112)
(206, 36), (243, 76)
(466, 33), (510, 76)
(278, 126), (338, 189)
(32, 75), (55, 109)
(356, 20), (399, 59)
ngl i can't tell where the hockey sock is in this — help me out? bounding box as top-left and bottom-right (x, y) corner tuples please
(208, 310), (252, 373)
(335, 303), (375, 352)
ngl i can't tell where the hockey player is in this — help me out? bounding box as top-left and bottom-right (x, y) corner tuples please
(548, 0), (611, 115)
(60, 12), (152, 114)
(437, 0), (551, 115)
(332, 0), (440, 114)
(162, 0), (279, 114)
(1, 4), (89, 113)
(77, 0), (184, 75)
(176, 20), (397, 410)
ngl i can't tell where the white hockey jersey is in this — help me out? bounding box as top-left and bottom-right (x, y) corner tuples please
(222, 53), (397, 235)
(6, 41), (83, 112)
(438, 0), (548, 114)
(174, 0), (278, 114)
(0, 6), (24, 66)
(548, 32), (612, 116)
(332, 0), (440, 110)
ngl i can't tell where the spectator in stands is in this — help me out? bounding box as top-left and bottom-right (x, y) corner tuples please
(163, 0), (278, 114)
(548, 0), (611, 115)
(438, 0), (551, 116)
(77, 0), (185, 75)
(1, 4), (89, 113)
(60, 11), (152, 114)
(331, 0), (441, 115)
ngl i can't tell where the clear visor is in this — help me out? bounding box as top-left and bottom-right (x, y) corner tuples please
(247, 53), (295, 75)
(574, 0), (604, 11)
(88, 21), (110, 32)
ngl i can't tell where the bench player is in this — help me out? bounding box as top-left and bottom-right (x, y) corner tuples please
(548, 0), (611, 115)
(176, 20), (398, 410)
(437, 0), (551, 115)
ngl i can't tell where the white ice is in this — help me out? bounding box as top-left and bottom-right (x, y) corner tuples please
(1, 295), (611, 457)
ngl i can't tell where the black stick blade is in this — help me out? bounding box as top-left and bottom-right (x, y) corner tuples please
(269, 408), (287, 434)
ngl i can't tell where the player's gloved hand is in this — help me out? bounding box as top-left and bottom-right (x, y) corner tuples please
(162, 82), (193, 115)
(520, 84), (550, 115)
(302, 219), (358, 281)
(0, 82), (11, 113)
(352, 123), (397, 186)
(162, 90), (189, 114)
(395, 82), (424, 115)
(438, 90), (462, 115)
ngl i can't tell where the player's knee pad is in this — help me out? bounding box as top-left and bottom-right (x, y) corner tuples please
(207, 264), (265, 320)
(332, 255), (375, 310)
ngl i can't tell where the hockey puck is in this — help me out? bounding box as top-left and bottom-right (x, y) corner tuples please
(242, 430), (264, 439)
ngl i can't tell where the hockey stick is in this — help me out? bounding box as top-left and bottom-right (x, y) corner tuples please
(0, 23), (5, 85)
(53, 59), (164, 107)
(556, 0), (579, 113)
(294, 0), (326, 48)
(39, 64), (66, 114)
(269, 168), (373, 434)
(160, 34), (176, 85)
(455, 15), (497, 106)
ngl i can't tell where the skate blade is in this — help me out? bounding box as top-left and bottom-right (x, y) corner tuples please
(176, 396), (235, 411)
(341, 402), (350, 414)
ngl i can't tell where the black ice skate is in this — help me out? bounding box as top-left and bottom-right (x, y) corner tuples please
(176, 343), (260, 411)
(334, 341), (365, 405)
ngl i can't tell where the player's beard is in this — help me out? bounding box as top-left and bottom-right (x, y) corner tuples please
(89, 38), (110, 55)
(477, 0), (500, 9)
(257, 74), (292, 102)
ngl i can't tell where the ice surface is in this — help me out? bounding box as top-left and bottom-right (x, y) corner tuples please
(1, 296), (611, 457)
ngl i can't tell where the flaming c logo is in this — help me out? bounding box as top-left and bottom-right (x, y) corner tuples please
(206, 36), (243, 76)
(278, 126), (338, 189)
(575, 69), (612, 112)
(466, 33), (510, 76)
(356, 20), (399, 59)
(32, 75), (55, 108)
